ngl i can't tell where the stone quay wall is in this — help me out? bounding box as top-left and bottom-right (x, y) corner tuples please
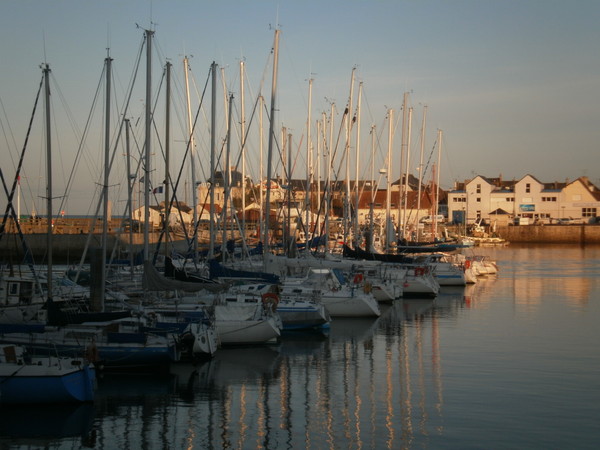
(496, 224), (600, 244)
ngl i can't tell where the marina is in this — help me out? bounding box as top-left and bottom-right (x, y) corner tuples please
(1, 3), (599, 448)
(0, 245), (598, 448)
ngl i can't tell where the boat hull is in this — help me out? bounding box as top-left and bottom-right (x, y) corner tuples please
(321, 291), (381, 317)
(0, 361), (95, 404)
(277, 301), (330, 330)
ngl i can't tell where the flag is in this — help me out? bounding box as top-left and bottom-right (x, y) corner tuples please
(153, 186), (163, 194)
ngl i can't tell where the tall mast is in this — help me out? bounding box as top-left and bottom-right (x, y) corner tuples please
(305, 78), (313, 244)
(184, 56), (198, 262)
(398, 92), (409, 244)
(343, 68), (355, 244)
(354, 81), (363, 246)
(101, 52), (112, 308)
(259, 95), (264, 244)
(326, 104), (335, 253)
(124, 118), (134, 276)
(264, 29), (280, 259)
(316, 117), (322, 240)
(385, 109), (393, 252)
(369, 124), (376, 250)
(435, 129), (443, 227)
(281, 128), (287, 248)
(164, 61), (171, 260)
(417, 106), (427, 240)
(287, 131), (292, 255)
(401, 107), (413, 241)
(223, 93), (234, 262)
(143, 29), (153, 263)
(209, 61), (217, 258)
(43, 63), (53, 299)
(240, 61), (247, 256)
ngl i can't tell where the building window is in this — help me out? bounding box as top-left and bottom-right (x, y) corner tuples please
(542, 197), (557, 202)
(476, 197), (481, 203)
(582, 208), (597, 217)
(476, 184), (481, 194)
(526, 183), (531, 193)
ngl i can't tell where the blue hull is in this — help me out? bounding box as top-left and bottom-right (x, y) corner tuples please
(0, 365), (95, 404)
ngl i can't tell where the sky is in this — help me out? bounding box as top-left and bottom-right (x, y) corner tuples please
(1, 0), (599, 216)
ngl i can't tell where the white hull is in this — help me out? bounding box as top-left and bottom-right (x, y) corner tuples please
(321, 290), (380, 317)
(215, 317), (280, 345)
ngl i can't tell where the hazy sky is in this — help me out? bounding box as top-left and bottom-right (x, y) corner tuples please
(1, 0), (599, 215)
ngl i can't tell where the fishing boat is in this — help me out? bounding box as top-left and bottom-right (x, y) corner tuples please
(0, 344), (95, 404)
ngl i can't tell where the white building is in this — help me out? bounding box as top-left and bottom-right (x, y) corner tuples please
(448, 175), (600, 225)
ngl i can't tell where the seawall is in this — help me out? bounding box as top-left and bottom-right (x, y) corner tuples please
(496, 224), (600, 244)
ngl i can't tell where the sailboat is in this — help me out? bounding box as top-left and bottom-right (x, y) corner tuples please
(0, 344), (95, 404)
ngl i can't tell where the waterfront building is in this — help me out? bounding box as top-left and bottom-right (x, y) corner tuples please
(448, 175), (600, 225)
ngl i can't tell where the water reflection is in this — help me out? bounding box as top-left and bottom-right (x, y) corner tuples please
(0, 404), (95, 447)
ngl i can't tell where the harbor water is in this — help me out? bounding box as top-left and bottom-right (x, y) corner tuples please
(1, 245), (599, 449)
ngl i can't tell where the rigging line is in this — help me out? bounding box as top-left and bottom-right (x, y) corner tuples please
(0, 96), (19, 169)
(152, 66), (212, 263)
(0, 74), (44, 242)
(0, 168), (40, 277)
(55, 63), (105, 217)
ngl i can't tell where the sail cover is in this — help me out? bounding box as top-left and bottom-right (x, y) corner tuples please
(142, 261), (227, 293)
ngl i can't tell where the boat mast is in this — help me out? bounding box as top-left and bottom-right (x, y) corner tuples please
(416, 106), (427, 241)
(43, 63), (53, 299)
(164, 61), (171, 260)
(184, 56), (198, 263)
(401, 106), (413, 241)
(101, 51), (112, 308)
(259, 95), (264, 245)
(143, 29), (153, 263)
(264, 29), (280, 260)
(240, 61), (247, 257)
(124, 118), (134, 276)
(315, 117), (321, 241)
(434, 129), (443, 231)
(223, 93), (234, 262)
(398, 92), (408, 244)
(287, 131), (292, 256)
(305, 78), (313, 245)
(385, 108), (393, 252)
(343, 68), (355, 245)
(209, 61), (217, 258)
(369, 124), (376, 250)
(354, 81), (363, 247)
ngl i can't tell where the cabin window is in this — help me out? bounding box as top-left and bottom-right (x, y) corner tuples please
(9, 283), (19, 296)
